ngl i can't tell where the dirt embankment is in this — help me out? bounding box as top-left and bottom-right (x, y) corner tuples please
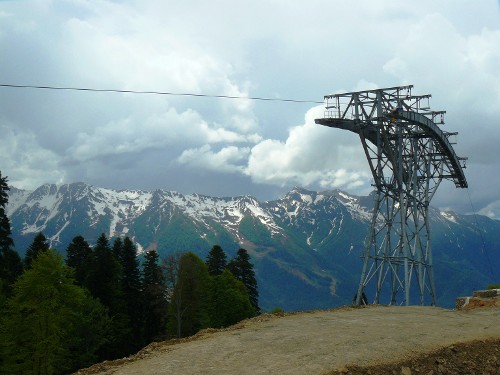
(75, 305), (500, 375)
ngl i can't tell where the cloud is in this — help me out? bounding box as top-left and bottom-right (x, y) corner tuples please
(1, 0), (500, 216)
(383, 13), (500, 109)
(244, 106), (372, 191)
(479, 200), (500, 219)
(60, 3), (260, 132)
(0, 0), (262, 188)
(177, 145), (250, 174)
(174, 105), (372, 192)
(0, 122), (65, 188)
(381, 10), (500, 216)
(65, 107), (261, 163)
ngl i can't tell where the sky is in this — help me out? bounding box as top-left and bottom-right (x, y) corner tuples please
(0, 0), (500, 218)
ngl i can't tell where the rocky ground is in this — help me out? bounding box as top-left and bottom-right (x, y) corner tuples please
(327, 338), (500, 374)
(75, 304), (500, 375)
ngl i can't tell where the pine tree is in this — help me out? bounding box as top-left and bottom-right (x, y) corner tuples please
(120, 236), (143, 350)
(206, 245), (227, 276)
(227, 248), (260, 314)
(0, 172), (22, 296)
(143, 249), (168, 343)
(66, 235), (93, 286)
(0, 250), (109, 374)
(24, 232), (50, 268)
(168, 252), (211, 338)
(112, 236), (123, 262)
(0, 248), (23, 297)
(0, 172), (14, 256)
(86, 234), (119, 307)
(85, 233), (130, 359)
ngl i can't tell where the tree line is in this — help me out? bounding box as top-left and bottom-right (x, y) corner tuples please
(0, 171), (259, 374)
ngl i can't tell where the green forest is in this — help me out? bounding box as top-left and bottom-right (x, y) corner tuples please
(0, 172), (259, 374)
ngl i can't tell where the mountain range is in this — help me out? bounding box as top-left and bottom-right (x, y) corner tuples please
(6, 182), (499, 310)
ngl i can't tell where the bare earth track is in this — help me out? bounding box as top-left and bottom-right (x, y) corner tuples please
(75, 305), (500, 375)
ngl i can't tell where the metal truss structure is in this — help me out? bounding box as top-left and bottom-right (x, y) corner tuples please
(315, 85), (467, 306)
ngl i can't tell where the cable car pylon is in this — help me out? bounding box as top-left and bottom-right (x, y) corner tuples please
(315, 85), (467, 306)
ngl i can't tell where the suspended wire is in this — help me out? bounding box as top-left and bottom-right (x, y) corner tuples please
(0, 83), (324, 104)
(465, 188), (495, 279)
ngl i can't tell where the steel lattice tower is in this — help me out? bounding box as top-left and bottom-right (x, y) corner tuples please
(315, 85), (467, 306)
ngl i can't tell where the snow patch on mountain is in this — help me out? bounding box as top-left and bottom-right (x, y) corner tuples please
(90, 187), (153, 237)
(5, 187), (31, 216)
(331, 190), (371, 221)
(7, 183), (288, 242)
(168, 193), (282, 236)
(7, 182), (477, 258)
(440, 211), (458, 224)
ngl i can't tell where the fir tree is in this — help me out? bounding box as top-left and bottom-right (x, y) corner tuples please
(86, 233), (120, 307)
(24, 232), (50, 268)
(0, 172), (14, 254)
(120, 236), (143, 350)
(205, 245), (227, 276)
(227, 248), (260, 314)
(66, 235), (93, 286)
(0, 172), (22, 296)
(112, 236), (123, 262)
(85, 233), (130, 359)
(0, 248), (23, 297)
(143, 249), (168, 343)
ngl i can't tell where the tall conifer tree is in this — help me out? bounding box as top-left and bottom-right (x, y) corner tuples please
(0, 172), (14, 255)
(205, 245), (227, 276)
(120, 236), (143, 350)
(66, 235), (93, 286)
(24, 232), (50, 268)
(227, 248), (260, 314)
(112, 237), (123, 262)
(0, 172), (22, 297)
(143, 249), (168, 342)
(86, 233), (130, 359)
(86, 234), (120, 308)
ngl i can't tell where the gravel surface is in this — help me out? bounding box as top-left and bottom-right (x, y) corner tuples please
(76, 305), (500, 374)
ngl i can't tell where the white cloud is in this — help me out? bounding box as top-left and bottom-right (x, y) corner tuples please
(479, 200), (500, 219)
(0, 123), (65, 188)
(175, 106), (372, 190)
(383, 13), (500, 111)
(382, 10), (500, 216)
(65, 107), (261, 163)
(244, 106), (372, 191)
(177, 145), (250, 173)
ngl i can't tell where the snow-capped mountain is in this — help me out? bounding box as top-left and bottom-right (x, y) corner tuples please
(6, 183), (500, 310)
(7, 183), (283, 249)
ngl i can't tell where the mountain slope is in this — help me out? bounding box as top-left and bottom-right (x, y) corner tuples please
(7, 183), (500, 310)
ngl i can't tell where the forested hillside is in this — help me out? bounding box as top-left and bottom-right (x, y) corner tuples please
(0, 172), (260, 373)
(6, 182), (500, 310)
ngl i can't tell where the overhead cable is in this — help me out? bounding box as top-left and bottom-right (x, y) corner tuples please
(0, 84), (323, 104)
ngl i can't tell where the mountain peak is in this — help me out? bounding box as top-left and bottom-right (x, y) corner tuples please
(5, 182), (499, 311)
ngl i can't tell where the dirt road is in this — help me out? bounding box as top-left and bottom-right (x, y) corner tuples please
(79, 305), (500, 374)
